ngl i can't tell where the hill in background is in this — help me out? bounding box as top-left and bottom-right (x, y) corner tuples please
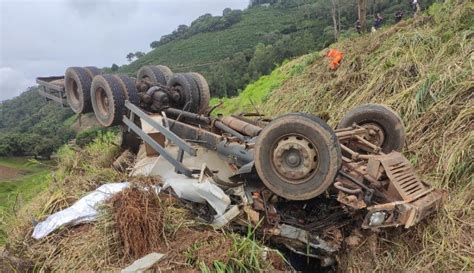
(118, 0), (435, 97)
(0, 89), (74, 158)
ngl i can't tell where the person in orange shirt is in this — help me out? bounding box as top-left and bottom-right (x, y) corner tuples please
(326, 49), (344, 71)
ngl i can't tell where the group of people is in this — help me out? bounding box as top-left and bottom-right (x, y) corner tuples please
(355, 0), (421, 34)
(326, 1), (422, 71)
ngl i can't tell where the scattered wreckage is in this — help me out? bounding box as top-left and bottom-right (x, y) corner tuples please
(37, 65), (443, 266)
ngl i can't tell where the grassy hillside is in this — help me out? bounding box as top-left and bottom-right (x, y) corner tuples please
(119, 4), (326, 73)
(215, 1), (473, 271)
(118, 0), (433, 97)
(0, 157), (52, 245)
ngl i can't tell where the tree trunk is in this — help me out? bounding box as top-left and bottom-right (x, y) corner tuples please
(331, 0), (339, 41)
(358, 0), (367, 31)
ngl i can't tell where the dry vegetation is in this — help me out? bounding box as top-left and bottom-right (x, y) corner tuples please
(3, 132), (286, 272)
(2, 1), (472, 272)
(254, 1), (472, 271)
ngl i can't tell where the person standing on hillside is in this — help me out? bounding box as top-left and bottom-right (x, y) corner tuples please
(355, 20), (362, 34)
(372, 13), (383, 32)
(412, 0), (421, 15)
(395, 10), (404, 23)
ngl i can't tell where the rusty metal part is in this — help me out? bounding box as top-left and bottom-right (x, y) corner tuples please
(378, 152), (428, 200)
(272, 135), (318, 182)
(220, 116), (262, 137)
(337, 191), (366, 209)
(360, 123), (385, 147)
(334, 181), (362, 195)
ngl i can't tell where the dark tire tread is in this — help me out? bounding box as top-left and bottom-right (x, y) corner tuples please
(65, 67), (94, 113)
(91, 74), (126, 127)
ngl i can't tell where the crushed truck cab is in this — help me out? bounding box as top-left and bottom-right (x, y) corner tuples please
(37, 65), (444, 266)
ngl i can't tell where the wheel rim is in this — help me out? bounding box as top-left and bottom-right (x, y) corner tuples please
(271, 135), (319, 184)
(96, 87), (110, 117)
(68, 79), (80, 106)
(361, 123), (385, 147)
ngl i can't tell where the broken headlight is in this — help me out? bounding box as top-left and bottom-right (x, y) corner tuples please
(369, 211), (387, 226)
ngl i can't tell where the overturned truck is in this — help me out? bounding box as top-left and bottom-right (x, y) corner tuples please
(37, 65), (443, 266)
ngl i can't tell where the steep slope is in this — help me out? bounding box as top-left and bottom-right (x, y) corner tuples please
(214, 1), (473, 270)
(120, 4), (326, 74)
(118, 0), (434, 97)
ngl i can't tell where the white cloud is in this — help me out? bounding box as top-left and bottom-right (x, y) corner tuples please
(0, 67), (35, 101)
(0, 0), (248, 101)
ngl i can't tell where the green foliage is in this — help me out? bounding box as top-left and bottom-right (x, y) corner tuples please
(0, 88), (75, 158)
(111, 63), (119, 72)
(76, 127), (111, 148)
(212, 54), (316, 116)
(0, 157), (51, 245)
(122, 0), (434, 98)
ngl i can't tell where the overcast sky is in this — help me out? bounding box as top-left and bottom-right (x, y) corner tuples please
(0, 0), (247, 102)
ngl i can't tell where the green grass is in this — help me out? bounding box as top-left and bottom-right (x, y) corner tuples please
(210, 53), (318, 116)
(0, 157), (52, 245)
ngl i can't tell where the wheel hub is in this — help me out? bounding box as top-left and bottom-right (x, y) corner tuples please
(272, 136), (318, 183)
(362, 123), (385, 147)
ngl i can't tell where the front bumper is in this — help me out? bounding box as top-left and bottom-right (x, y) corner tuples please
(362, 188), (444, 229)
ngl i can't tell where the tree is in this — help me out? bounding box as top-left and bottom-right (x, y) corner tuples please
(111, 63), (119, 72)
(357, 0), (367, 31)
(150, 41), (159, 48)
(134, 51), (145, 59)
(223, 8), (232, 16)
(331, 0), (340, 40)
(126, 52), (135, 62)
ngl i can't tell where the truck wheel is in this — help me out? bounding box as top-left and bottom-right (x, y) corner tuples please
(183, 73), (201, 114)
(65, 67), (94, 113)
(91, 74), (126, 127)
(114, 75), (139, 106)
(84, 66), (102, 78)
(337, 104), (405, 153)
(255, 113), (342, 200)
(187, 72), (210, 114)
(155, 65), (173, 82)
(167, 73), (199, 113)
(137, 65), (167, 85)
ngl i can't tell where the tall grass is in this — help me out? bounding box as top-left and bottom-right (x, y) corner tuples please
(218, 1), (473, 271)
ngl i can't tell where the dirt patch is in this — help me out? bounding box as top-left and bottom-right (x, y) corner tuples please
(0, 165), (27, 181)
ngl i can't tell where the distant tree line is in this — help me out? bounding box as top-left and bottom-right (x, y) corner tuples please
(126, 51), (146, 62)
(0, 88), (75, 159)
(150, 9), (243, 49)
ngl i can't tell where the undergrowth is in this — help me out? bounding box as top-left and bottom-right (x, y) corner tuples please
(4, 131), (286, 272)
(215, 1), (473, 271)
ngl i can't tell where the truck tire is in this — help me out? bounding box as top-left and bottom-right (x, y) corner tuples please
(114, 75), (139, 106)
(155, 65), (173, 82)
(167, 73), (199, 113)
(183, 73), (201, 114)
(91, 74), (126, 127)
(137, 65), (167, 85)
(65, 67), (94, 113)
(84, 66), (102, 78)
(255, 113), (342, 200)
(337, 104), (405, 153)
(187, 72), (210, 114)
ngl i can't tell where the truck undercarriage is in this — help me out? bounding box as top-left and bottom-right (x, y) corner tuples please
(37, 65), (443, 266)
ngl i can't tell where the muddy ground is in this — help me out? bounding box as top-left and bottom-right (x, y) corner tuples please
(0, 165), (27, 181)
